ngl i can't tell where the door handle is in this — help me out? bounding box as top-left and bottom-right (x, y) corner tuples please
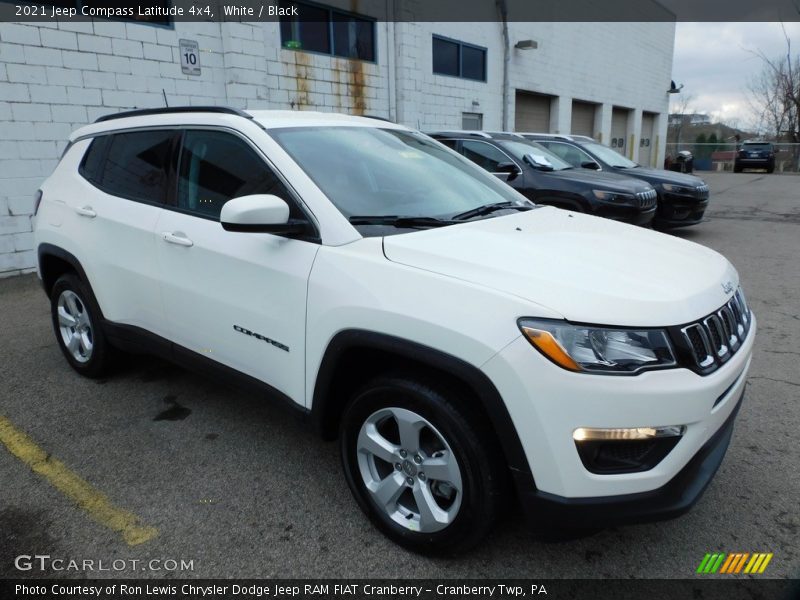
(75, 206), (97, 218)
(162, 231), (194, 247)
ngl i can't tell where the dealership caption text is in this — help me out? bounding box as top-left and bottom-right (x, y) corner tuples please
(15, 584), (549, 597)
(13, 4), (297, 19)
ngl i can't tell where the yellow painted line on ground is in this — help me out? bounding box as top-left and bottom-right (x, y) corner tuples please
(0, 415), (158, 546)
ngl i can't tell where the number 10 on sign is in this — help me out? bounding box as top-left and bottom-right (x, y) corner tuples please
(180, 39), (201, 75)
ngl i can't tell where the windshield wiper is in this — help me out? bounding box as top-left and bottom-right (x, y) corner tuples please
(348, 215), (455, 228)
(451, 201), (533, 221)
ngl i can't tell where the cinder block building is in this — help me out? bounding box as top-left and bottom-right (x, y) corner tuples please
(0, 2), (675, 276)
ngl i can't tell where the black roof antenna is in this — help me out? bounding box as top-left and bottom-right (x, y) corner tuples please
(162, 89), (169, 107)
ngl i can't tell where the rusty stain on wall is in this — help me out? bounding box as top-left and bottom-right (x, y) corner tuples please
(288, 51), (311, 109)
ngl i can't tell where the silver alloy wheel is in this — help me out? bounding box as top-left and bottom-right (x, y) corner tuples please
(356, 407), (463, 533)
(57, 290), (93, 364)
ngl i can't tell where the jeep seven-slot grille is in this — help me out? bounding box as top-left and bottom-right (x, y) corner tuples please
(636, 189), (657, 210)
(679, 288), (750, 371)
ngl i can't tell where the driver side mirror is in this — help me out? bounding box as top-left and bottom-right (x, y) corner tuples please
(495, 161), (522, 181)
(220, 194), (309, 235)
(581, 161), (601, 170)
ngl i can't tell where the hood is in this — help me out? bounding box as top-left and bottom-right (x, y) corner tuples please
(544, 168), (654, 193)
(619, 166), (706, 188)
(383, 208), (737, 327)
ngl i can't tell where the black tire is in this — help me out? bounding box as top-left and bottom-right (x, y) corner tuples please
(340, 373), (506, 555)
(766, 165), (775, 174)
(50, 272), (114, 378)
(733, 164), (742, 173)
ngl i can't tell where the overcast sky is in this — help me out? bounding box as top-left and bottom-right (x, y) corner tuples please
(672, 22), (800, 129)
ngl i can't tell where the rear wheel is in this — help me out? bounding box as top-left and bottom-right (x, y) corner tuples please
(50, 273), (113, 378)
(340, 374), (505, 555)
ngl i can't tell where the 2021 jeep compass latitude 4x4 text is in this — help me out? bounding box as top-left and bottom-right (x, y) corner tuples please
(34, 108), (755, 554)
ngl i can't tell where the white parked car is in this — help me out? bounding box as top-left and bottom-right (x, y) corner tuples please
(34, 108), (755, 554)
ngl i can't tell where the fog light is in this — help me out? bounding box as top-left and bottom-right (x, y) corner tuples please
(573, 425), (685, 441)
(573, 425), (685, 474)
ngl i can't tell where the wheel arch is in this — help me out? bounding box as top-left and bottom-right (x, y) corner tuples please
(38, 244), (91, 297)
(311, 330), (535, 490)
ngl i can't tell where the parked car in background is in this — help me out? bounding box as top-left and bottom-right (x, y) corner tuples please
(734, 140), (776, 173)
(522, 134), (710, 229)
(427, 131), (657, 226)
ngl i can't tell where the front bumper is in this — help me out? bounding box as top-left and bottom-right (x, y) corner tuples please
(482, 314), (755, 509)
(519, 391), (743, 527)
(655, 196), (708, 228)
(598, 205), (656, 226)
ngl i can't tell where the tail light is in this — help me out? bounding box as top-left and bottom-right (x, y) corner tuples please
(33, 190), (43, 216)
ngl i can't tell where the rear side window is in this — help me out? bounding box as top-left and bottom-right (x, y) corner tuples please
(176, 130), (292, 220)
(79, 136), (110, 185)
(79, 130), (174, 204)
(101, 130), (174, 204)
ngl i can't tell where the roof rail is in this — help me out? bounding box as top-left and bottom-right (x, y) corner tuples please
(518, 132), (574, 140)
(426, 130), (492, 139)
(363, 114), (395, 123)
(94, 106), (253, 124)
(485, 131), (526, 139)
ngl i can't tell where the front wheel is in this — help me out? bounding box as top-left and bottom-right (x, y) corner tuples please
(340, 374), (505, 555)
(50, 273), (113, 378)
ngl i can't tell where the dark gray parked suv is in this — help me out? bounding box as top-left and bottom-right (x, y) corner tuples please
(523, 134), (710, 229)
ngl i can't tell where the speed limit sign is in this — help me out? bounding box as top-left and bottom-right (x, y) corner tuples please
(179, 39), (201, 76)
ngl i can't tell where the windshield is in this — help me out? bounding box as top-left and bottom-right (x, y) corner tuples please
(583, 142), (639, 168)
(268, 127), (527, 222)
(497, 140), (572, 171)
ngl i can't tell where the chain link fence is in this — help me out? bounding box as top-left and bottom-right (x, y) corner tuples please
(665, 143), (800, 173)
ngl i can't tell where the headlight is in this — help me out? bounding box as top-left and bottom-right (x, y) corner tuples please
(518, 319), (677, 375)
(591, 189), (636, 205)
(661, 183), (693, 194)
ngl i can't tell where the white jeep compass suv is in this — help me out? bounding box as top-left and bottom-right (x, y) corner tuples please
(34, 107), (755, 554)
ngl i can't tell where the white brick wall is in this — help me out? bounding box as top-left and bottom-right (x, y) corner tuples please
(0, 17), (674, 276)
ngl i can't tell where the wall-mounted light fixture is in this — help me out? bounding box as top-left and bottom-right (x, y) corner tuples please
(514, 40), (538, 50)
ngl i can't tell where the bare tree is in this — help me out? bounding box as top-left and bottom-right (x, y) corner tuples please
(747, 24), (799, 144)
(667, 93), (695, 145)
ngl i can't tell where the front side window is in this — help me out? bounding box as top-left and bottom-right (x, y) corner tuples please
(96, 130), (173, 203)
(582, 141), (639, 168)
(498, 140), (573, 171)
(279, 1), (375, 61)
(268, 126), (524, 226)
(536, 141), (593, 168)
(432, 35), (486, 81)
(176, 130), (292, 220)
(460, 140), (512, 172)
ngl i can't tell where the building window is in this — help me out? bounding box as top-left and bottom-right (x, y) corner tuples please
(279, 0), (376, 62)
(7, 1), (173, 25)
(462, 112), (483, 130)
(433, 35), (486, 81)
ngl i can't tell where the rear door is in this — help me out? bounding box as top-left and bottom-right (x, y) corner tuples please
(155, 128), (319, 403)
(70, 129), (173, 331)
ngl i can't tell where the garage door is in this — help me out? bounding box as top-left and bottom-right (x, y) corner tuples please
(611, 107), (630, 156)
(571, 100), (596, 138)
(515, 91), (552, 132)
(640, 112), (656, 167)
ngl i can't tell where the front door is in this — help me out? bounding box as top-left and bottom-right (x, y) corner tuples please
(155, 129), (319, 404)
